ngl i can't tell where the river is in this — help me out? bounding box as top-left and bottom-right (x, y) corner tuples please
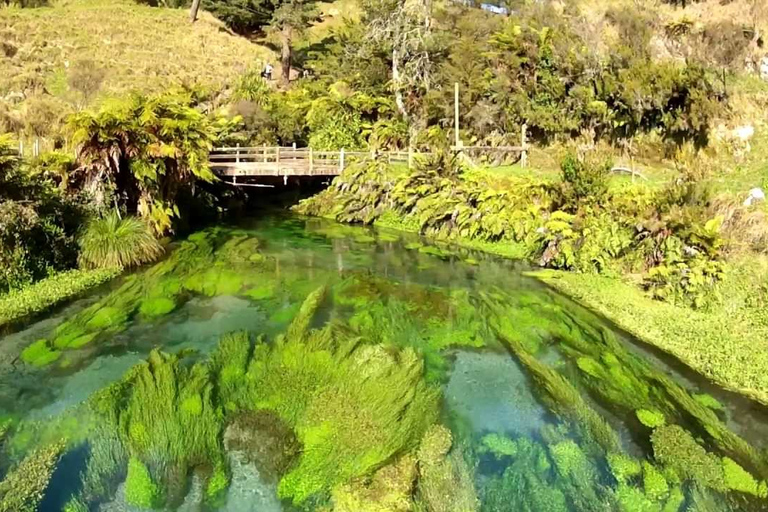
(1, 215), (767, 511)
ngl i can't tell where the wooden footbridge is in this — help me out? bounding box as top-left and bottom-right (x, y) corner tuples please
(208, 145), (527, 186)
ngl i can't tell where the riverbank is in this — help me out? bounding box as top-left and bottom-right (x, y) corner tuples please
(294, 160), (768, 406)
(0, 268), (120, 330)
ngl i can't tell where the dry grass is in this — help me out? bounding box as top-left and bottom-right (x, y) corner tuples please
(0, 0), (273, 135)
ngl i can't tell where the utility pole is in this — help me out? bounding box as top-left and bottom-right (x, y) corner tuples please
(454, 82), (460, 149)
(190, 0), (201, 22)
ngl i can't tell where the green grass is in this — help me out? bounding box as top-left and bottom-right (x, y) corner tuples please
(0, 268), (120, 329)
(533, 266), (768, 406)
(0, 0), (273, 134)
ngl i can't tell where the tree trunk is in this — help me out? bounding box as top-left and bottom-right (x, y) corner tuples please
(392, 48), (407, 120)
(189, 0), (202, 22)
(281, 28), (292, 85)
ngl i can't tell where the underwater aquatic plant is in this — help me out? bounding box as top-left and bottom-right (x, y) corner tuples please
(332, 455), (417, 512)
(120, 351), (223, 468)
(0, 441), (65, 512)
(722, 457), (768, 497)
(415, 425), (479, 512)
(651, 425), (725, 491)
(233, 287), (441, 504)
(204, 461), (230, 507)
(78, 212), (163, 270)
(607, 453), (643, 484)
(642, 462), (669, 502)
(124, 457), (161, 508)
(636, 409), (666, 429)
(20, 339), (61, 367)
(479, 433), (518, 459)
(78, 425), (127, 505)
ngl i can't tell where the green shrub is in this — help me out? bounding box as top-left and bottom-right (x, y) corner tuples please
(78, 212), (163, 270)
(560, 152), (611, 208)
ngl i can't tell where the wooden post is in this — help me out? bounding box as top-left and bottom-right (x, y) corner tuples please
(520, 123), (528, 168)
(408, 145), (413, 169)
(235, 143), (240, 164)
(18, 139), (23, 157)
(454, 82), (460, 150)
(263, 144), (267, 163)
(189, 0), (201, 22)
(33, 138), (39, 157)
(309, 147), (314, 174)
(339, 148), (345, 173)
(276, 146), (281, 176)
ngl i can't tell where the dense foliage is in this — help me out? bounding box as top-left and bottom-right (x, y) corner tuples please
(0, 135), (88, 292)
(69, 90), (234, 235)
(296, 153), (727, 308)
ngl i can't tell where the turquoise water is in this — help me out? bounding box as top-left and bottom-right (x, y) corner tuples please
(1, 215), (767, 511)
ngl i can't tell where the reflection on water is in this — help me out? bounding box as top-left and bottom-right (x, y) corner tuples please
(1, 215), (767, 511)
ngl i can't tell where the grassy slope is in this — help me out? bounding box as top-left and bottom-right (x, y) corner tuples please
(0, 0), (272, 109)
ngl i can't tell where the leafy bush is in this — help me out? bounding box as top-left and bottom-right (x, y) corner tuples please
(0, 135), (88, 292)
(78, 212), (163, 270)
(559, 152), (611, 209)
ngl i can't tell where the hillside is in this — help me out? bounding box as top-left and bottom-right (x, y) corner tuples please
(0, 0), (273, 136)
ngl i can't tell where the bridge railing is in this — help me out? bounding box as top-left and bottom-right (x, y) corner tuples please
(208, 144), (527, 179)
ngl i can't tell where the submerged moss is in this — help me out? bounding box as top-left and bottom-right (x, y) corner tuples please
(0, 441), (65, 512)
(479, 433), (518, 459)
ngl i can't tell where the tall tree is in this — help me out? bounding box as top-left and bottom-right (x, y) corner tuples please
(268, 0), (318, 84)
(362, 0), (436, 137)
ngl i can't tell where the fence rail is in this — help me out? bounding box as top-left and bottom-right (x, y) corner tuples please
(208, 143), (527, 181)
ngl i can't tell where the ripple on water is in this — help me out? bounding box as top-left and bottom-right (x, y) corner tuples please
(445, 350), (548, 435)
